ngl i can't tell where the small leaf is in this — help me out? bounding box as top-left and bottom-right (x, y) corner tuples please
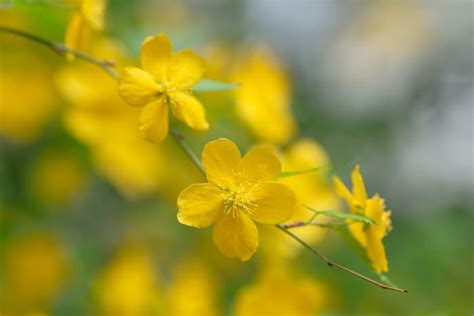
(193, 80), (239, 93)
(379, 274), (399, 287)
(279, 165), (330, 178)
(303, 206), (375, 224)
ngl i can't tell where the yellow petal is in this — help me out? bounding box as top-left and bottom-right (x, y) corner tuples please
(118, 67), (160, 107)
(171, 93), (209, 130)
(250, 182), (295, 224)
(366, 228), (389, 274)
(202, 138), (241, 187)
(238, 145), (281, 181)
(177, 183), (224, 228)
(81, 0), (105, 30)
(212, 214), (258, 261)
(365, 196), (389, 239)
(348, 221), (367, 247)
(351, 165), (367, 205)
(139, 98), (169, 143)
(140, 34), (172, 81)
(168, 49), (204, 88)
(333, 176), (355, 208)
(65, 12), (87, 57)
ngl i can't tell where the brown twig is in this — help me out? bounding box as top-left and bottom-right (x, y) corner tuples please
(276, 224), (407, 293)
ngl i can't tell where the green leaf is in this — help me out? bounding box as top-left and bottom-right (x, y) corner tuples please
(303, 206), (375, 224)
(279, 165), (331, 178)
(193, 80), (239, 93)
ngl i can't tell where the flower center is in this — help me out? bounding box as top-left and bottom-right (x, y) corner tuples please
(157, 81), (191, 95)
(220, 180), (260, 218)
(156, 81), (192, 106)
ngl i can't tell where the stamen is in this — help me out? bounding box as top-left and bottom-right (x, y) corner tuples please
(220, 180), (259, 218)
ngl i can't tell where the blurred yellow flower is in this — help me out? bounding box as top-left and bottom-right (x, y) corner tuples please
(177, 138), (296, 261)
(0, 59), (56, 144)
(65, 0), (105, 53)
(281, 140), (340, 240)
(234, 269), (325, 316)
(1, 232), (68, 314)
(95, 246), (161, 316)
(92, 140), (165, 197)
(29, 149), (87, 206)
(202, 43), (234, 82)
(118, 33), (208, 143)
(56, 39), (137, 146)
(232, 48), (296, 144)
(167, 259), (220, 316)
(333, 165), (392, 274)
(260, 139), (340, 260)
(199, 43), (236, 107)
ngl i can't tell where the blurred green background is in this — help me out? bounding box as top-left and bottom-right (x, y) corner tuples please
(0, 0), (473, 315)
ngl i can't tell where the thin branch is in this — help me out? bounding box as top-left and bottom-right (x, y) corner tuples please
(282, 220), (306, 229)
(0, 26), (118, 78)
(276, 224), (407, 293)
(306, 212), (318, 224)
(169, 128), (206, 175)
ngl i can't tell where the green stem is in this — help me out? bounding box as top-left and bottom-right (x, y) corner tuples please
(279, 165), (331, 178)
(276, 224), (407, 293)
(0, 26), (119, 78)
(169, 128), (205, 175)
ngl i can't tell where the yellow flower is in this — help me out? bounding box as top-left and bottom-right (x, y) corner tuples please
(177, 138), (296, 261)
(333, 165), (392, 274)
(232, 48), (296, 144)
(118, 33), (209, 143)
(95, 246), (161, 315)
(234, 269), (325, 316)
(56, 39), (168, 198)
(65, 0), (105, 53)
(58, 48), (203, 199)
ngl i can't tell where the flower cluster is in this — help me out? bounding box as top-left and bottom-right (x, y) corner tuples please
(0, 3), (408, 313)
(112, 33), (396, 270)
